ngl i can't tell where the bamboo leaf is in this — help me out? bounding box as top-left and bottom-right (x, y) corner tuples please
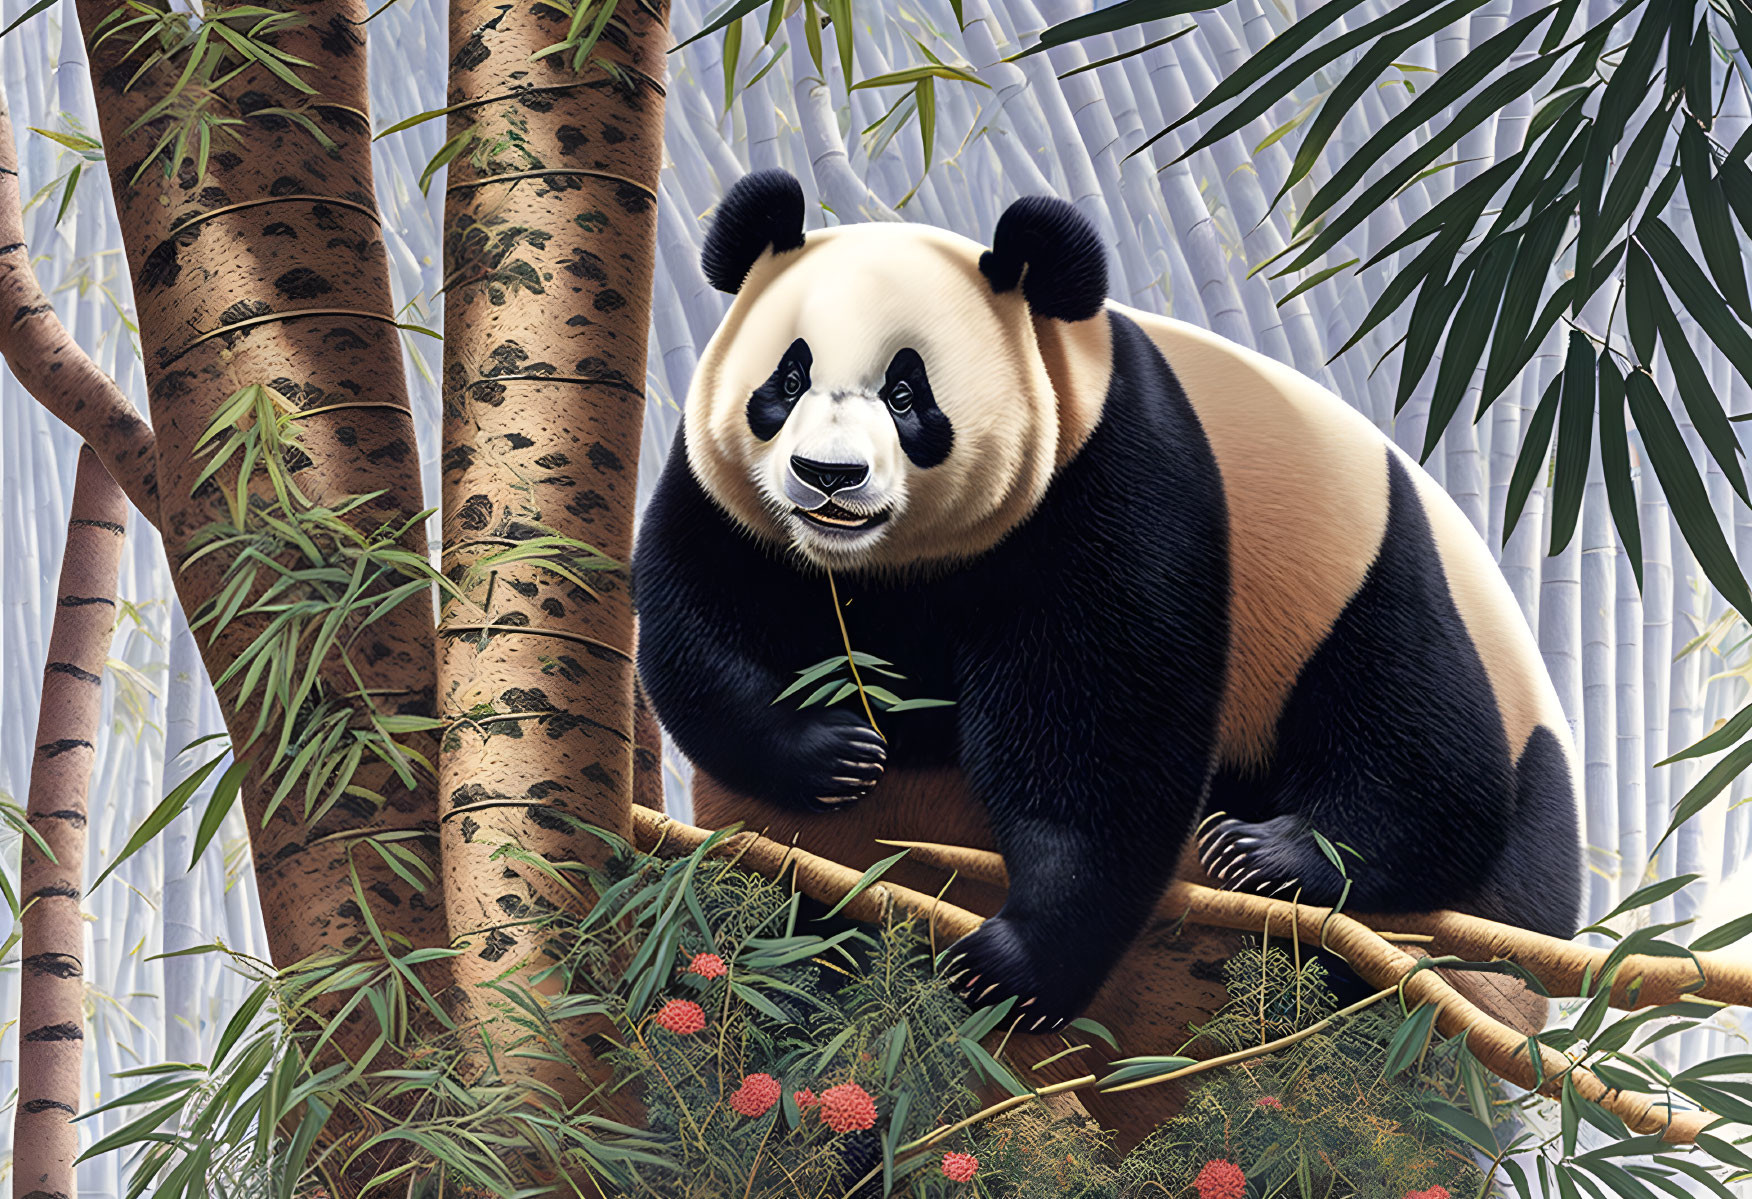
(1504, 370), (1563, 546)
(1152, 0), (1468, 162)
(916, 75), (936, 166)
(189, 757), (253, 873)
(818, 849), (908, 919)
(1382, 1001), (1438, 1076)
(1097, 1054), (1198, 1088)
(1640, 227), (1751, 504)
(1424, 237), (1517, 460)
(1012, 0), (1212, 59)
(672, 0), (767, 52)
(0, 0), (59, 38)
(1575, 5), (1665, 309)
(1277, 258), (1357, 308)
(1657, 701), (1752, 766)
(1297, 52), (1561, 259)
(1655, 739), (1752, 852)
(1289, 2), (1557, 214)
(802, 0), (822, 76)
(822, 0), (852, 88)
(1625, 370), (1752, 613)
(850, 63), (984, 89)
(1626, 241), (1659, 365)
(53, 164), (81, 226)
(1397, 261), (1471, 416)
(1481, 203), (1571, 408)
(1548, 330), (1598, 553)
(1058, 26), (1195, 79)
(91, 753), (229, 892)
(720, 13), (742, 110)
(1592, 873), (1701, 929)
(1638, 215), (1752, 416)
(1596, 355), (1641, 587)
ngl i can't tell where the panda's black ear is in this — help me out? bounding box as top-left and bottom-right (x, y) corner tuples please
(701, 170), (807, 294)
(978, 195), (1107, 321)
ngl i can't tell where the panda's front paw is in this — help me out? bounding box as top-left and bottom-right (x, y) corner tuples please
(940, 915), (1094, 1034)
(783, 709), (886, 811)
(1196, 813), (1319, 899)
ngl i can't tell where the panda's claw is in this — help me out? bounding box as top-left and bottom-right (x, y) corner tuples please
(1196, 810), (1230, 836)
(1235, 868), (1262, 891)
(1198, 817), (1241, 854)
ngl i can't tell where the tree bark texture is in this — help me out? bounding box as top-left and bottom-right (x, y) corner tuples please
(13, 446), (127, 1199)
(0, 90), (158, 522)
(72, 0), (447, 970)
(435, 0), (668, 1060)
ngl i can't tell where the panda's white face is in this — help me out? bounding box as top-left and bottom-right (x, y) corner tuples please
(686, 224), (1067, 572)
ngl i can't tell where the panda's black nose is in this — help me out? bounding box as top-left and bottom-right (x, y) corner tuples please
(790, 456), (869, 494)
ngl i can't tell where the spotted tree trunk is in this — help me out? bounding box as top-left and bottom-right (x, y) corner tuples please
(71, 0), (448, 987)
(13, 447), (127, 1199)
(435, 0), (669, 1095)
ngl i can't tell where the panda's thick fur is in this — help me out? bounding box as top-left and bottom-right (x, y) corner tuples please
(634, 170), (1584, 1030)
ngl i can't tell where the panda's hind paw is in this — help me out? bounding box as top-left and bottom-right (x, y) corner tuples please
(1197, 815), (1315, 899)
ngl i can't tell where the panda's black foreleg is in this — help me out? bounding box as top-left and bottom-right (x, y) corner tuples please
(940, 816), (1150, 1032)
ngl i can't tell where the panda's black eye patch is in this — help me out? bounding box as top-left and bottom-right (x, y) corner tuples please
(747, 338), (811, 441)
(882, 348), (952, 469)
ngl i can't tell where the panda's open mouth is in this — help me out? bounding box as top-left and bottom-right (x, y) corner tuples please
(794, 501), (892, 534)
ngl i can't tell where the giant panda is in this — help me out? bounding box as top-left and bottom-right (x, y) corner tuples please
(632, 169), (1584, 1032)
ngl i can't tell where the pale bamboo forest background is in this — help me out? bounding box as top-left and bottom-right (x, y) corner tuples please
(0, 0), (1749, 1186)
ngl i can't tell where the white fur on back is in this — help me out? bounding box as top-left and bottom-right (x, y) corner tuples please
(1115, 303), (1575, 777)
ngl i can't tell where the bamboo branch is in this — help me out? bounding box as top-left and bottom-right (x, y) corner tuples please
(636, 814), (1726, 1143)
(0, 91), (159, 525)
(880, 839), (1752, 1011)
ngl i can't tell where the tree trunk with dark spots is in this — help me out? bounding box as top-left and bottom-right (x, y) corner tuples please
(435, 0), (669, 1105)
(14, 446), (127, 1199)
(71, 0), (449, 992)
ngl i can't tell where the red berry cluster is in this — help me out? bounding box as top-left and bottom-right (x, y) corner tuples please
(1406, 1187), (1451, 1199)
(729, 1073), (781, 1117)
(1195, 1159), (1248, 1199)
(940, 1151), (979, 1182)
(653, 999), (706, 1035)
(818, 1083), (878, 1133)
(686, 952), (727, 980)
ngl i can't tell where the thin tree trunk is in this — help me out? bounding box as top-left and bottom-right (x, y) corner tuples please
(435, 0), (669, 1103)
(69, 0), (448, 981)
(0, 92), (157, 521)
(14, 446), (127, 1199)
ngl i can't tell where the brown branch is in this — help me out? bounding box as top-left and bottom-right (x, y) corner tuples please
(14, 446), (128, 1194)
(0, 92), (159, 524)
(882, 839), (1752, 1011)
(635, 814), (1726, 1143)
